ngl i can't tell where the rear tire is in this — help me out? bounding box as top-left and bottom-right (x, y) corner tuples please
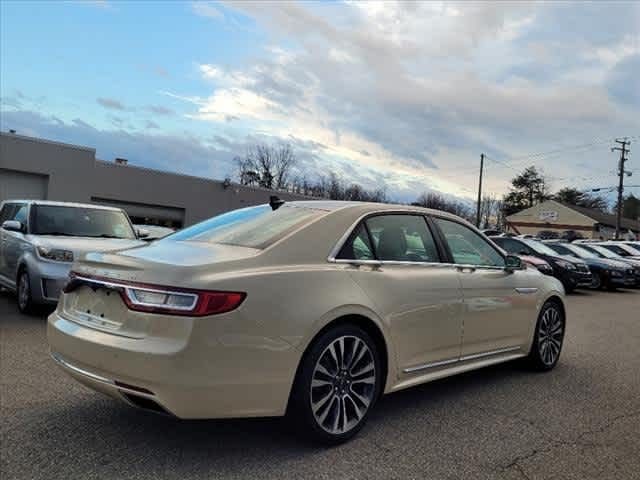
(17, 270), (35, 314)
(287, 324), (382, 444)
(591, 273), (602, 290)
(527, 300), (565, 371)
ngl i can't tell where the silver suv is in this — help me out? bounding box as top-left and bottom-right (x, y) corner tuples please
(0, 200), (144, 312)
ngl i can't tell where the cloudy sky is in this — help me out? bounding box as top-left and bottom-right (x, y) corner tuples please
(1, 1), (638, 203)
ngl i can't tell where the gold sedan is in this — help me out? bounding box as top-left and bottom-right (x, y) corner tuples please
(48, 201), (566, 443)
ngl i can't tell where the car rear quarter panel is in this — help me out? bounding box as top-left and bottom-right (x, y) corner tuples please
(201, 262), (400, 390)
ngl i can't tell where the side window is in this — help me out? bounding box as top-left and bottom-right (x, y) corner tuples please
(0, 204), (16, 223)
(503, 238), (530, 255)
(366, 215), (440, 262)
(336, 223), (375, 261)
(12, 204), (28, 224)
(435, 218), (505, 267)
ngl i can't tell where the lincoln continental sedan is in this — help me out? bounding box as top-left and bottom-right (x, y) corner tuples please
(48, 200), (566, 443)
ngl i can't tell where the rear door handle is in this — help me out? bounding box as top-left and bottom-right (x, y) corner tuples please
(457, 266), (476, 273)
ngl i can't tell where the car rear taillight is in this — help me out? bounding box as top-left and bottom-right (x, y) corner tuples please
(64, 272), (245, 316)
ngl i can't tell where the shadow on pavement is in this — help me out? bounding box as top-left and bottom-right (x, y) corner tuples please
(22, 360), (524, 473)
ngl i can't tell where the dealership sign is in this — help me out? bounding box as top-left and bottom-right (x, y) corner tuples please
(539, 210), (558, 222)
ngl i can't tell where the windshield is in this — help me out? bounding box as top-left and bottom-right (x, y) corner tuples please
(589, 245), (619, 259)
(623, 244), (640, 255)
(547, 244), (575, 257)
(521, 239), (558, 256)
(608, 243), (640, 256)
(32, 205), (136, 239)
(600, 244), (631, 256)
(565, 244), (598, 259)
(167, 204), (323, 249)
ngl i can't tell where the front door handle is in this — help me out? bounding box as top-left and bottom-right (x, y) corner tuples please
(457, 266), (476, 273)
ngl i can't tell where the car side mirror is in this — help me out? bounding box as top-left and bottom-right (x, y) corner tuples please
(136, 228), (150, 239)
(505, 254), (523, 272)
(1, 220), (24, 233)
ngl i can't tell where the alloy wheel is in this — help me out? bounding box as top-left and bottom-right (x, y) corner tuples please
(310, 335), (376, 435)
(591, 273), (602, 289)
(537, 305), (564, 366)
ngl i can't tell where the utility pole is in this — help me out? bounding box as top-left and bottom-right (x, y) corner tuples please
(476, 153), (484, 227)
(612, 138), (631, 239)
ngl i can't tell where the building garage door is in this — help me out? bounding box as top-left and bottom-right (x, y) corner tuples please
(91, 197), (185, 228)
(0, 168), (49, 202)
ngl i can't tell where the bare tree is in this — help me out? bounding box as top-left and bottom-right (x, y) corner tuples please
(412, 192), (473, 222)
(236, 143), (297, 190)
(479, 194), (501, 229)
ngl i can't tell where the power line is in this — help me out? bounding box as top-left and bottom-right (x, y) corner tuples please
(422, 135), (638, 199)
(426, 135), (639, 183)
(483, 135), (640, 173)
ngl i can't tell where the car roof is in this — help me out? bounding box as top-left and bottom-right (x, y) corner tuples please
(0, 199), (123, 212)
(286, 200), (467, 221)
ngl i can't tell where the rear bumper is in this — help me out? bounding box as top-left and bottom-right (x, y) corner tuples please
(50, 352), (173, 415)
(47, 307), (301, 419)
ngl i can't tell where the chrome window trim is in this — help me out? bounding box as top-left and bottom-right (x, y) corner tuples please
(403, 346), (522, 374)
(331, 257), (511, 271)
(71, 275), (198, 311)
(327, 209), (511, 270)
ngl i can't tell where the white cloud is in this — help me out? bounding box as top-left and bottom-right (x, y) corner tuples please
(180, 1), (640, 200)
(191, 88), (277, 122)
(584, 35), (640, 68)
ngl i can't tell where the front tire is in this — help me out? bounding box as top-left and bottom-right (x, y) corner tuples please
(591, 273), (602, 290)
(288, 324), (382, 444)
(17, 270), (35, 314)
(527, 300), (565, 371)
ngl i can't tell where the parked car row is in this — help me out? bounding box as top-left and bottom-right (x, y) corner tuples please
(490, 236), (640, 292)
(3, 198), (567, 443)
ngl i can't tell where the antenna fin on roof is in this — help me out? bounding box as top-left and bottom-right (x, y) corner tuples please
(269, 195), (285, 211)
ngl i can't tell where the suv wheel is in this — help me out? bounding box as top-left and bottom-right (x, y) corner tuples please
(288, 324), (382, 444)
(527, 300), (565, 371)
(17, 270), (35, 314)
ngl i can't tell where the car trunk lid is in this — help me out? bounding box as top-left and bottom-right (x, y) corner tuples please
(61, 241), (260, 337)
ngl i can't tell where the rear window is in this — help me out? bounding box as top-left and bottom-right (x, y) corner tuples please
(31, 205), (136, 239)
(167, 205), (323, 249)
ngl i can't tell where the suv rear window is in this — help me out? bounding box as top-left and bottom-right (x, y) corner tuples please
(167, 205), (323, 249)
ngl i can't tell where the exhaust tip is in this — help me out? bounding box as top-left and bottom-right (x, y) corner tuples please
(120, 392), (172, 416)
(114, 381), (154, 396)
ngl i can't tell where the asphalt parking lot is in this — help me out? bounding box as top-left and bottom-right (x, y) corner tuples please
(1, 289), (639, 480)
